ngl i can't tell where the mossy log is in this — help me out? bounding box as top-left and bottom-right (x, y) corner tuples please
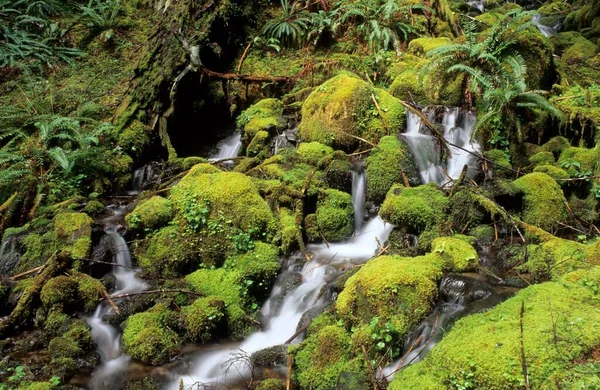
(0, 252), (69, 338)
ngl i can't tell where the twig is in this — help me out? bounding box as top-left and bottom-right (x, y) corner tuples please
(6, 266), (44, 281)
(398, 100), (451, 159)
(520, 301), (530, 390)
(361, 345), (379, 390)
(209, 156), (246, 165)
(102, 290), (120, 315)
(286, 354), (293, 390)
(237, 39), (254, 73)
(284, 324), (309, 344)
(76, 257), (136, 270)
(339, 131), (378, 148)
(109, 289), (203, 300)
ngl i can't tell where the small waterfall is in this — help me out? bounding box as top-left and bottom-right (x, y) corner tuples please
(128, 163), (158, 196)
(87, 206), (146, 389)
(351, 165), (366, 231)
(403, 107), (480, 186)
(532, 15), (558, 37)
(273, 128), (298, 155)
(467, 0), (484, 12)
(210, 131), (242, 161)
(172, 217), (393, 388)
(0, 236), (20, 276)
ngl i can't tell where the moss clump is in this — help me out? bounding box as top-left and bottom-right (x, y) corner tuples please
(246, 130), (271, 157)
(513, 172), (568, 232)
(296, 142), (334, 166)
(40, 273), (105, 313)
(278, 207), (301, 255)
(391, 278), (600, 389)
(562, 38), (598, 65)
(558, 147), (599, 176)
(83, 200), (105, 216)
(379, 184), (449, 235)
(366, 135), (420, 202)
(298, 72), (405, 151)
(16, 383), (54, 390)
(529, 151), (555, 167)
(181, 297), (225, 342)
(122, 303), (181, 365)
(294, 324), (362, 390)
(255, 378), (285, 390)
(224, 242), (281, 300)
(185, 268), (248, 336)
(389, 69), (429, 104)
(15, 232), (56, 274)
(483, 149), (512, 178)
(540, 136), (570, 156)
(533, 165), (570, 181)
(238, 98), (285, 141)
(523, 238), (588, 281)
(54, 212), (92, 259)
(315, 189), (354, 242)
(407, 37), (452, 55)
(125, 196), (173, 232)
(431, 237), (479, 272)
(118, 120), (151, 158)
(336, 255), (442, 339)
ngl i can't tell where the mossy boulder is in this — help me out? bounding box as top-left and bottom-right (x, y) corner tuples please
(296, 142), (334, 166)
(513, 172), (568, 232)
(238, 98), (285, 142)
(125, 196), (173, 232)
(314, 189), (354, 242)
(246, 130), (271, 158)
(83, 200), (105, 216)
(122, 303), (181, 365)
(407, 37), (452, 55)
(278, 207), (301, 255)
(40, 273), (105, 313)
(181, 297), (225, 342)
(557, 147), (599, 176)
(298, 72), (405, 151)
(540, 136), (570, 157)
(522, 238), (588, 281)
(529, 151), (555, 167)
(118, 120), (151, 158)
(54, 213), (92, 259)
(431, 237), (479, 272)
(391, 276), (600, 389)
(293, 324), (362, 390)
(366, 135), (420, 202)
(255, 378), (285, 390)
(336, 255), (442, 339)
(379, 184), (449, 235)
(14, 231), (56, 274)
(533, 165), (570, 181)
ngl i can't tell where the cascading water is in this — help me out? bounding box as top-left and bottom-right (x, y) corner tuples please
(209, 131), (242, 161)
(403, 107), (481, 186)
(351, 165), (366, 231)
(532, 14), (559, 37)
(172, 177), (393, 389)
(467, 0), (484, 12)
(128, 163), (158, 196)
(87, 206), (147, 389)
(0, 236), (20, 275)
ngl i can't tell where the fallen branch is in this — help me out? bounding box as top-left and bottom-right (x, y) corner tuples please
(286, 354), (293, 390)
(339, 131), (378, 148)
(209, 156), (246, 165)
(102, 290), (121, 315)
(108, 289), (203, 300)
(202, 68), (292, 83)
(284, 324), (310, 344)
(237, 39), (254, 73)
(398, 100), (451, 159)
(6, 265), (44, 281)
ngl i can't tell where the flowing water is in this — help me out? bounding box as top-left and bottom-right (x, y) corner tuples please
(467, 0), (484, 12)
(403, 107), (481, 186)
(128, 163), (158, 196)
(0, 236), (20, 276)
(209, 131), (242, 161)
(532, 14), (559, 37)
(352, 164), (366, 231)
(87, 206), (147, 389)
(171, 171), (393, 389)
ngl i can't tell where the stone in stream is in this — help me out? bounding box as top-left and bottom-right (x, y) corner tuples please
(438, 273), (493, 306)
(251, 344), (288, 368)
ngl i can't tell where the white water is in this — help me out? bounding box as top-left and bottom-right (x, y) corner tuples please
(172, 188), (393, 388)
(403, 107), (480, 186)
(467, 0), (484, 12)
(351, 167), (366, 231)
(128, 164), (157, 196)
(88, 207), (147, 389)
(210, 131), (242, 160)
(533, 14), (558, 37)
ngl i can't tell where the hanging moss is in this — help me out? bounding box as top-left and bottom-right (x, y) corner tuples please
(366, 135), (420, 203)
(512, 172), (568, 232)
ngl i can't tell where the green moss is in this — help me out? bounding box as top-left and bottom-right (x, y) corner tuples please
(256, 378), (285, 390)
(562, 38), (598, 65)
(181, 297), (225, 342)
(469, 225), (495, 245)
(118, 120), (151, 158)
(223, 242), (281, 299)
(278, 207), (300, 255)
(558, 147), (599, 176)
(336, 255), (442, 339)
(541, 136), (570, 156)
(513, 172), (568, 232)
(40, 273), (104, 313)
(122, 303), (181, 365)
(391, 279), (600, 389)
(533, 165), (570, 181)
(238, 98), (285, 141)
(366, 135), (419, 202)
(529, 151), (555, 167)
(246, 130), (270, 157)
(389, 70), (430, 104)
(431, 236), (479, 272)
(298, 72), (405, 151)
(294, 324), (363, 390)
(16, 382), (54, 390)
(83, 200), (105, 216)
(379, 184), (449, 235)
(49, 336), (83, 359)
(15, 232), (56, 274)
(125, 196), (173, 232)
(408, 37), (452, 55)
(181, 156), (208, 170)
(296, 142), (334, 166)
(53, 212), (92, 259)
(315, 189), (354, 242)
(186, 268), (248, 336)
(523, 238), (588, 281)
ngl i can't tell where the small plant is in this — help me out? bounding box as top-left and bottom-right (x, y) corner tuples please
(8, 366), (26, 382)
(263, 0), (311, 47)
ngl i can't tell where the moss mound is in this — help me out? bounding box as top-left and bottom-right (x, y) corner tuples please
(365, 135), (420, 202)
(125, 196), (172, 232)
(314, 189), (354, 242)
(122, 303), (181, 365)
(379, 184), (449, 235)
(238, 98), (285, 142)
(431, 237), (479, 272)
(40, 273), (105, 313)
(298, 72), (405, 151)
(523, 238), (589, 281)
(181, 297), (225, 342)
(54, 212), (92, 259)
(513, 172), (568, 232)
(296, 142), (334, 166)
(391, 275), (600, 389)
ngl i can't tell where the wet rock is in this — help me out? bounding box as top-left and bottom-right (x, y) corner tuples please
(101, 273), (117, 291)
(296, 305), (328, 334)
(282, 272), (303, 292)
(251, 345), (288, 368)
(105, 295), (155, 327)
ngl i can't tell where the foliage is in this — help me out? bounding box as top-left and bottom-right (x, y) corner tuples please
(263, 0), (311, 47)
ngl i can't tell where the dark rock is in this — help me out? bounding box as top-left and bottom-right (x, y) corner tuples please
(439, 274), (493, 306)
(251, 345), (288, 368)
(296, 304), (328, 334)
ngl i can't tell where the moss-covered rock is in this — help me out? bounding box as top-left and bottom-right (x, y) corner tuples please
(529, 151), (555, 167)
(365, 135), (420, 202)
(223, 242), (280, 300)
(298, 72), (405, 151)
(255, 378), (285, 390)
(296, 142), (334, 166)
(246, 130), (271, 158)
(118, 120), (151, 158)
(277, 207), (301, 255)
(238, 98), (285, 142)
(54, 213), (92, 260)
(314, 189), (354, 242)
(408, 37), (452, 55)
(540, 136), (570, 157)
(557, 147), (599, 176)
(431, 237), (479, 272)
(125, 196), (172, 232)
(181, 296), (225, 342)
(83, 200), (105, 216)
(336, 255), (442, 339)
(391, 276), (600, 389)
(379, 184), (449, 235)
(522, 238), (589, 281)
(40, 273), (105, 313)
(513, 172), (568, 232)
(533, 165), (570, 181)
(122, 303), (181, 365)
